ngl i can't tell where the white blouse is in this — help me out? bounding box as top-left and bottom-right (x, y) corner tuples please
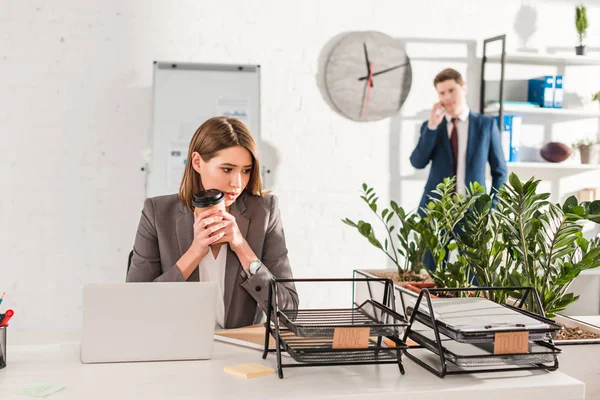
(198, 244), (227, 329)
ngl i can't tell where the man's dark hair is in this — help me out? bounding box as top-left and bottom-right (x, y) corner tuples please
(433, 68), (464, 87)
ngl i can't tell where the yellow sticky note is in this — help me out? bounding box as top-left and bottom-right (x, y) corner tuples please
(223, 363), (275, 379)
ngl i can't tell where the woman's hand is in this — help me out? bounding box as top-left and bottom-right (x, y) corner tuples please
(211, 210), (246, 252)
(189, 208), (228, 259)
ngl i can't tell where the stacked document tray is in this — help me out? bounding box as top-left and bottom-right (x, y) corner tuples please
(408, 322), (560, 367)
(403, 287), (563, 377)
(262, 278), (410, 379)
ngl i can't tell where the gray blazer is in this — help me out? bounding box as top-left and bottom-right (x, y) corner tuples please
(126, 191), (298, 328)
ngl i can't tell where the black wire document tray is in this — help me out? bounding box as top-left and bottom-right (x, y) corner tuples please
(277, 328), (403, 364)
(262, 278), (409, 379)
(406, 297), (562, 343)
(280, 299), (408, 338)
(408, 324), (561, 367)
(402, 287), (562, 378)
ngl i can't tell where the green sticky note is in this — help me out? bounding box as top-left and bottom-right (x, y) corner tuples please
(20, 384), (65, 397)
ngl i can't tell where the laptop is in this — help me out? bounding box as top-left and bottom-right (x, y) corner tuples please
(81, 282), (217, 363)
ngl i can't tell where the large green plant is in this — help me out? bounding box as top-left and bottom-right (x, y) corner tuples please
(343, 173), (600, 316)
(576, 4), (588, 46)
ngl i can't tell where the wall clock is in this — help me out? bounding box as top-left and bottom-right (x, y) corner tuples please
(324, 31), (412, 122)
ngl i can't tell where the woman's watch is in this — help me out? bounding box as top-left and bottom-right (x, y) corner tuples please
(248, 259), (262, 276)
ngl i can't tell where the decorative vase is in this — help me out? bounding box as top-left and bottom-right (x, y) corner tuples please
(579, 144), (600, 164)
(576, 45), (587, 56)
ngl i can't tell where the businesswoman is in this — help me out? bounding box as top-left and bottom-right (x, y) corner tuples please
(127, 116), (298, 329)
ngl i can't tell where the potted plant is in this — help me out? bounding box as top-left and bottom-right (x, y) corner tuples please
(575, 4), (588, 55)
(573, 138), (600, 164)
(346, 173), (600, 341)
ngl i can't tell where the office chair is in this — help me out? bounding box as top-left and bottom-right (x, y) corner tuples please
(127, 249), (134, 277)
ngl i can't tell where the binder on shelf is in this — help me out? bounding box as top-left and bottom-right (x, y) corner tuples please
(528, 76), (555, 108)
(553, 75), (564, 108)
(494, 114), (521, 162)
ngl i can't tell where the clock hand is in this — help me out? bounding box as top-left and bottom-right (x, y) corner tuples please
(363, 43), (370, 73)
(362, 61), (374, 117)
(363, 43), (373, 88)
(358, 62), (409, 81)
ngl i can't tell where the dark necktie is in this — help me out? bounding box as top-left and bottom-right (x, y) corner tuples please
(450, 117), (459, 177)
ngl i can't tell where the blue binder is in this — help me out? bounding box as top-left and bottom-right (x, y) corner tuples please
(553, 75), (564, 108)
(494, 115), (521, 162)
(528, 76), (555, 108)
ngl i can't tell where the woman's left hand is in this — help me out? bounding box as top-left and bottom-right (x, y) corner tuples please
(212, 210), (246, 251)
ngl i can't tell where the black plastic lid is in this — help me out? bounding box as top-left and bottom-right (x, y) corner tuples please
(192, 189), (225, 208)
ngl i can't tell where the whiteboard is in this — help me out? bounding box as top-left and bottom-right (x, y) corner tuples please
(147, 62), (261, 198)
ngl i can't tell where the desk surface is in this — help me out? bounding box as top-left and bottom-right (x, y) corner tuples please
(0, 332), (588, 400)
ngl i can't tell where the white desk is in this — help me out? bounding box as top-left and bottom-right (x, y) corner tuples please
(0, 332), (587, 400)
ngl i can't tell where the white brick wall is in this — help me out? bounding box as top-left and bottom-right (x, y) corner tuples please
(2, 0), (599, 331)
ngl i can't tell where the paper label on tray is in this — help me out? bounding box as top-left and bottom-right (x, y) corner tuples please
(332, 327), (370, 349)
(494, 331), (529, 354)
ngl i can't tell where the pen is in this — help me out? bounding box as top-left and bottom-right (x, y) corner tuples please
(0, 310), (14, 327)
(0, 293), (4, 306)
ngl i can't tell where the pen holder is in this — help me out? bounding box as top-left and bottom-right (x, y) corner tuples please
(0, 325), (6, 369)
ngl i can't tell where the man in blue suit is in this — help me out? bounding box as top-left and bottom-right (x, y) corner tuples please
(410, 68), (507, 213)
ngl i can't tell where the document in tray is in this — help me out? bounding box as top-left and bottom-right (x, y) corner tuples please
(408, 297), (550, 332)
(214, 324), (274, 351)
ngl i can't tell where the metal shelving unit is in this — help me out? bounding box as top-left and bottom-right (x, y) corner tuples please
(480, 34), (600, 130)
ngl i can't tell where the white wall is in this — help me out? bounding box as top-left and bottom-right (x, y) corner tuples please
(2, 0), (600, 332)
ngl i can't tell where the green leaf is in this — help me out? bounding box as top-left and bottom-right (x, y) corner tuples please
(386, 211), (395, 223)
(358, 222), (372, 237)
(570, 206), (585, 216)
(382, 209), (388, 220)
(341, 218), (358, 228)
(587, 213), (600, 224)
(436, 248), (446, 265)
(367, 231), (382, 249)
(589, 200), (600, 215)
(369, 203), (377, 213)
(362, 183), (367, 191)
(562, 195), (578, 213)
(509, 173), (523, 194)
